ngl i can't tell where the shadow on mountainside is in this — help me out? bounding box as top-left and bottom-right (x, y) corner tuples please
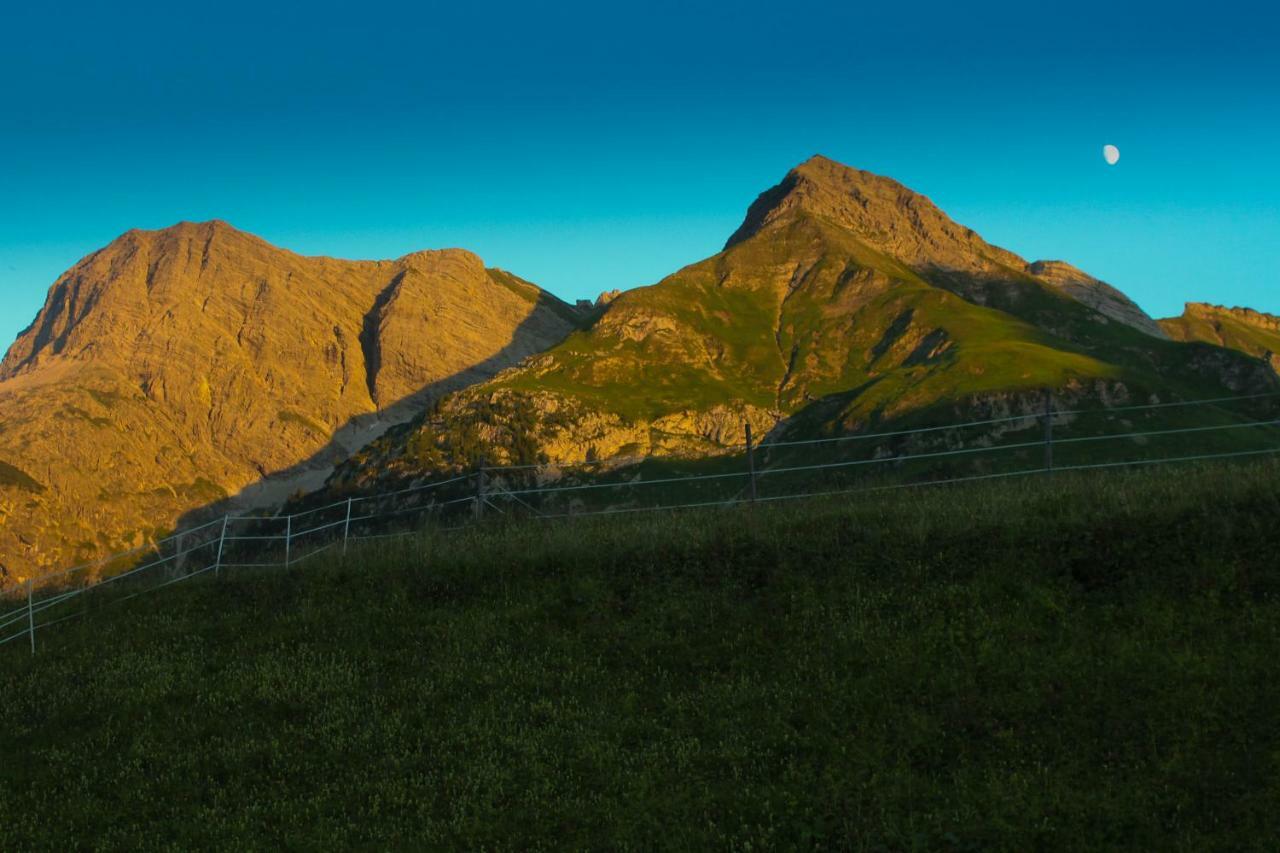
(919, 266), (1280, 392)
(168, 284), (1280, 542)
(172, 293), (577, 531)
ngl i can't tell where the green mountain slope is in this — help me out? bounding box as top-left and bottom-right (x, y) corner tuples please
(331, 157), (1274, 490)
(1160, 303), (1280, 374)
(6, 463), (1280, 849)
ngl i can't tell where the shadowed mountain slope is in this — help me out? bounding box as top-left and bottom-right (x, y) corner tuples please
(0, 222), (579, 581)
(331, 156), (1272, 492)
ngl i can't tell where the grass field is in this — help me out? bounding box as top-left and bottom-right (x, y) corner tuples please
(3, 461), (1280, 850)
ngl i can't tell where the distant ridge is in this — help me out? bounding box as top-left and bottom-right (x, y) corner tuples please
(1160, 303), (1280, 374)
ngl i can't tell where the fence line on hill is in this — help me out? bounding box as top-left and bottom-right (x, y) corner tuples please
(3, 389), (1280, 654)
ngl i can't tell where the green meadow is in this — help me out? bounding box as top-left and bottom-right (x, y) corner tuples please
(3, 460), (1280, 850)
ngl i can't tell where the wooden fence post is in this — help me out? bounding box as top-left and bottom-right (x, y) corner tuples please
(27, 578), (36, 656)
(474, 458), (487, 522)
(342, 497), (354, 555)
(215, 515), (229, 577)
(745, 422), (758, 505)
(1043, 389), (1055, 473)
(284, 515), (293, 568)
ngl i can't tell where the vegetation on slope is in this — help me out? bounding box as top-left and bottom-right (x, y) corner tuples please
(343, 162), (1275, 494)
(4, 461), (1280, 850)
(1161, 304), (1280, 372)
(493, 213), (1126, 422)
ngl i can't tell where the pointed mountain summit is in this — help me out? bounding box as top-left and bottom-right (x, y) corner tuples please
(331, 156), (1270, 495)
(0, 222), (580, 581)
(725, 155), (1024, 272)
(727, 155), (1164, 337)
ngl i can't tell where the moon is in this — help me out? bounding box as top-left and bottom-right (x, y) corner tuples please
(1103, 144), (1120, 166)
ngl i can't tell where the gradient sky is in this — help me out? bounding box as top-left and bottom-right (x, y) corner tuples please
(1, 0), (1277, 349)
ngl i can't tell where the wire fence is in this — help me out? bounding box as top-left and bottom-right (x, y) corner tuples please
(4, 389), (1279, 654)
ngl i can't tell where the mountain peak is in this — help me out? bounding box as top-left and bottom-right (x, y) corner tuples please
(789, 153), (904, 190)
(0, 223), (581, 576)
(124, 218), (242, 240)
(723, 155), (1023, 274)
(102, 219), (283, 264)
(722, 156), (1166, 337)
(398, 247), (486, 270)
(725, 155), (905, 250)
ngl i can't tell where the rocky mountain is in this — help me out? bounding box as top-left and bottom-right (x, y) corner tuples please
(728, 157), (1167, 338)
(1024, 261), (1167, 339)
(331, 156), (1274, 493)
(0, 221), (580, 582)
(1160, 303), (1280, 375)
(5, 158), (1275, 581)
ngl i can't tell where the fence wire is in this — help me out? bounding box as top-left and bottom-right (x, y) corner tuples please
(3, 390), (1279, 654)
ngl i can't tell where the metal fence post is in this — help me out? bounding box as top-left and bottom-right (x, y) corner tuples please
(745, 422), (758, 504)
(1043, 389), (1055, 473)
(215, 515), (229, 577)
(474, 458), (487, 522)
(27, 578), (36, 656)
(284, 515), (293, 568)
(342, 497), (354, 555)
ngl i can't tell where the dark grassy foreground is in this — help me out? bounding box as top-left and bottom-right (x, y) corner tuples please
(4, 463), (1280, 850)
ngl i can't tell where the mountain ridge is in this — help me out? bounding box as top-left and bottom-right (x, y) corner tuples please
(0, 222), (580, 581)
(323, 157), (1273, 499)
(724, 155), (1166, 338)
(4, 157), (1278, 583)
(1160, 302), (1280, 375)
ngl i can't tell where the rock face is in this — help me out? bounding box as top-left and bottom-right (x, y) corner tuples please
(1181, 303), (1280, 333)
(1025, 261), (1167, 338)
(0, 221), (579, 581)
(1160, 303), (1280, 375)
(332, 156), (1271, 494)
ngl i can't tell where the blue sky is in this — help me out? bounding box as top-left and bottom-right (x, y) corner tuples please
(1, 0), (1277, 349)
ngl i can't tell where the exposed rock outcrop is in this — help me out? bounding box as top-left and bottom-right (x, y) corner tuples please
(1160, 303), (1280, 376)
(0, 222), (578, 580)
(1025, 260), (1167, 338)
(1182, 302), (1280, 333)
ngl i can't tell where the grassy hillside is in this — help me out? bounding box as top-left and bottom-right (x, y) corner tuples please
(4, 461), (1280, 850)
(500, 210), (1268, 428)
(343, 200), (1274, 494)
(1161, 306), (1280, 367)
(494, 213), (1129, 422)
